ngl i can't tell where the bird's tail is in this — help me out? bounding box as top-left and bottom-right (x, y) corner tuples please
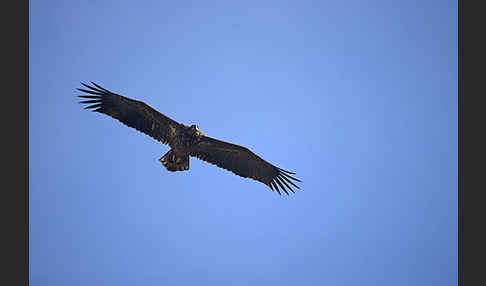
(159, 150), (189, 172)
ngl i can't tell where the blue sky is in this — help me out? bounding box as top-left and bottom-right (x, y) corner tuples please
(30, 1), (457, 285)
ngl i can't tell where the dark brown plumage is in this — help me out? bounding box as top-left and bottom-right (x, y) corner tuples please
(78, 82), (301, 195)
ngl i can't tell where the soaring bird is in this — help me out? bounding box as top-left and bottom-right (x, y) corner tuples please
(78, 82), (301, 195)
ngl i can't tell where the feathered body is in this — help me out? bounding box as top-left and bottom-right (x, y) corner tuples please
(78, 82), (301, 195)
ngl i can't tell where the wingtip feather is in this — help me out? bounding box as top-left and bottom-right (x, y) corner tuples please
(280, 173), (301, 189)
(91, 82), (110, 93)
(274, 177), (289, 195)
(271, 181), (281, 195)
(84, 103), (102, 109)
(268, 183), (275, 192)
(276, 175), (295, 194)
(281, 172), (302, 183)
(277, 167), (296, 175)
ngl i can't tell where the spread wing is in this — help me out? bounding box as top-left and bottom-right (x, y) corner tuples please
(77, 82), (183, 146)
(189, 136), (301, 195)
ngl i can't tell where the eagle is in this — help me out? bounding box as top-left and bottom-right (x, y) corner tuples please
(77, 82), (301, 195)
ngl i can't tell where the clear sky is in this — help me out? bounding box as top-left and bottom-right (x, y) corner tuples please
(30, 1), (457, 285)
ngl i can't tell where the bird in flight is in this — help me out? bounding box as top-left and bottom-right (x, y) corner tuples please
(78, 82), (301, 195)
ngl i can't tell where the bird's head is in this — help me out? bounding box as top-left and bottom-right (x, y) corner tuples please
(190, 124), (204, 137)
